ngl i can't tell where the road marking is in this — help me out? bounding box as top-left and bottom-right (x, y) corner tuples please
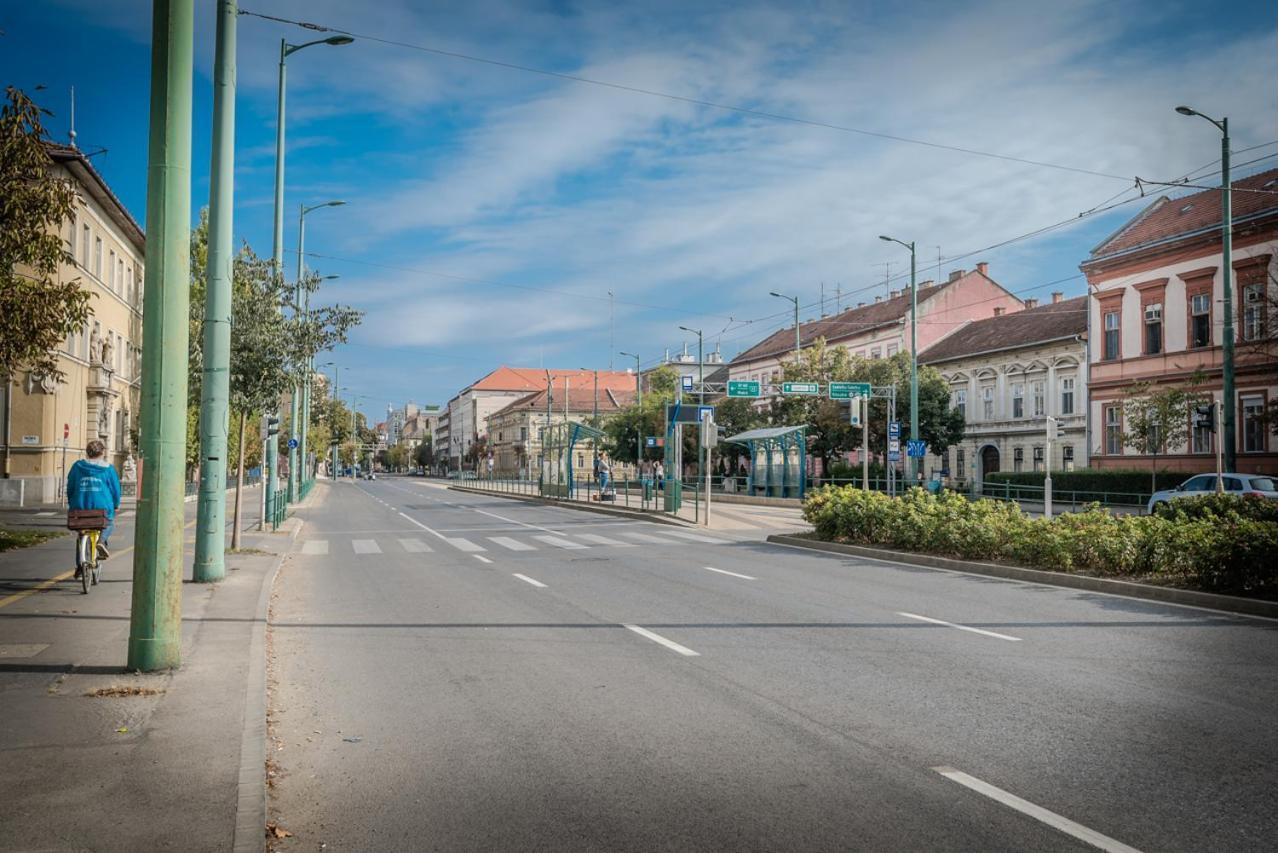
(489, 536), (536, 551)
(446, 537), (486, 553)
(398, 538), (432, 553)
(703, 565), (756, 580)
(620, 531), (681, 545)
(352, 539), (382, 554)
(533, 534), (587, 550)
(932, 767), (1142, 853)
(661, 529), (731, 544)
(513, 573), (546, 588)
(623, 624), (700, 657)
(574, 533), (634, 547)
(398, 511), (451, 543)
(0, 643), (50, 658)
(898, 611), (1022, 642)
(473, 554), (492, 564)
(300, 540), (329, 555)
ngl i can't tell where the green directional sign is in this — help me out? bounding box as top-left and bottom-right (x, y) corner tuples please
(727, 380), (761, 398)
(829, 381), (871, 400)
(782, 382), (820, 395)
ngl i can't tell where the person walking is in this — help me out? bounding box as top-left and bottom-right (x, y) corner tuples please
(598, 453), (612, 493)
(66, 439), (121, 561)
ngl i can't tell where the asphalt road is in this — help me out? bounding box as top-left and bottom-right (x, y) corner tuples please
(267, 477), (1278, 852)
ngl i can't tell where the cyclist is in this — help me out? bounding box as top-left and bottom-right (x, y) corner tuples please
(67, 439), (121, 566)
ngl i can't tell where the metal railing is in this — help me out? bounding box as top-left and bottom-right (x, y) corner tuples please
(459, 476), (699, 518)
(270, 489), (287, 530)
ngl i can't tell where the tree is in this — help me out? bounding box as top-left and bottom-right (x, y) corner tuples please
(0, 87), (91, 387)
(1122, 375), (1208, 492)
(414, 439), (434, 470)
(712, 396), (765, 471)
(601, 365), (681, 465)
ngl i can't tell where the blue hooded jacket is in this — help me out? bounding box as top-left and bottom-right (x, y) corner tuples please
(67, 458), (121, 518)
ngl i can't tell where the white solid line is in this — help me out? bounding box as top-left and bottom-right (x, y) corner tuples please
(573, 533), (635, 547)
(446, 537), (486, 553)
(473, 554), (493, 564)
(898, 611), (1022, 642)
(703, 565), (756, 580)
(489, 536), (536, 551)
(623, 624), (700, 657)
(398, 511), (450, 542)
(933, 767), (1142, 853)
(300, 540), (328, 555)
(661, 529), (731, 545)
(533, 534), (587, 550)
(513, 573), (547, 588)
(352, 539), (382, 555)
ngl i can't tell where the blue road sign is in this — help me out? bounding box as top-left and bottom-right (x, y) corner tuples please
(906, 439), (927, 458)
(888, 450), (901, 462)
(698, 406), (714, 421)
(646, 436), (656, 448)
(287, 438), (299, 449)
(888, 421), (901, 439)
(681, 374), (694, 391)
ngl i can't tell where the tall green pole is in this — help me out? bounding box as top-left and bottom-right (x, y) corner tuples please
(267, 37), (286, 522)
(1219, 118), (1235, 473)
(792, 299), (800, 357)
(128, 0), (193, 671)
(909, 240), (918, 483)
(287, 202), (303, 503)
(193, 0), (236, 583)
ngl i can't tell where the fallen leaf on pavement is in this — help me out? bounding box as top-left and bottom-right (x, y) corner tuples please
(266, 822), (293, 838)
(116, 727), (128, 733)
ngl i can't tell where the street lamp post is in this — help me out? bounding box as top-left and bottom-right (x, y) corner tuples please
(679, 326), (705, 406)
(880, 235), (919, 483)
(1176, 105), (1235, 473)
(769, 292), (801, 360)
(269, 32), (352, 521)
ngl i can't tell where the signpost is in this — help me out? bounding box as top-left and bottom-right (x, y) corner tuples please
(906, 439), (927, 458)
(681, 374), (694, 392)
(645, 436), (665, 448)
(727, 380), (761, 398)
(287, 437), (299, 450)
(888, 422), (901, 464)
(829, 382), (871, 400)
(782, 381), (820, 395)
(666, 404), (715, 425)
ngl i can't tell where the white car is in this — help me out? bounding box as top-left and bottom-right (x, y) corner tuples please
(1146, 473), (1278, 513)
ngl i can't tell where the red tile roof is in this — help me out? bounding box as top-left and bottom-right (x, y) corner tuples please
(490, 387), (636, 419)
(468, 366), (637, 393)
(1090, 167), (1278, 258)
(920, 296), (1087, 363)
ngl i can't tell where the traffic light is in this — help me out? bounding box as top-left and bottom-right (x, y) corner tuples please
(1193, 404), (1215, 432)
(262, 415), (280, 440)
(1045, 416), (1062, 440)
(850, 397), (864, 427)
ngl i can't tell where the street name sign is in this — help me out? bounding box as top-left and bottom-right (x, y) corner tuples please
(727, 380), (761, 398)
(782, 382), (820, 395)
(828, 382), (871, 400)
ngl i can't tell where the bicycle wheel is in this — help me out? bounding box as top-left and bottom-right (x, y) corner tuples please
(78, 534), (92, 594)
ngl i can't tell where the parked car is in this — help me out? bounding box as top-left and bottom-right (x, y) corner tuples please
(1146, 473), (1278, 513)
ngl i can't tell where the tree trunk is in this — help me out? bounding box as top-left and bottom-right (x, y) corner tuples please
(231, 410), (246, 551)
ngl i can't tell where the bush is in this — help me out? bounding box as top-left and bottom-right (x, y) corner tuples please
(802, 485), (1278, 597)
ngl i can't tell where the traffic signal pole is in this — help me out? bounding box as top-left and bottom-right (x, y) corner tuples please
(128, 0), (193, 671)
(193, 0), (236, 583)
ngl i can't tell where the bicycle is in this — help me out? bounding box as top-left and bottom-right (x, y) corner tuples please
(67, 509), (107, 594)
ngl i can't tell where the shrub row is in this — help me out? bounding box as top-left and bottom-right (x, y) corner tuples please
(802, 486), (1278, 597)
(985, 469), (1187, 495)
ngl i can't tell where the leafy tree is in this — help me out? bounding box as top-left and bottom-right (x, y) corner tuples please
(712, 396), (765, 471)
(414, 439), (434, 470)
(1123, 375), (1208, 492)
(0, 87), (91, 384)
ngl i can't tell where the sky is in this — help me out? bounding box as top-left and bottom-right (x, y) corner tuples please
(3, 0), (1277, 424)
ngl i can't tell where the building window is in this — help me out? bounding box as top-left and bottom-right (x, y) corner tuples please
(127, 266), (134, 305)
(1103, 310), (1120, 360)
(1032, 445), (1044, 472)
(1060, 376), (1075, 415)
(109, 250), (116, 290)
(1013, 447), (1024, 472)
(870, 347), (881, 360)
(1032, 380), (1045, 417)
(1062, 445), (1075, 471)
(1012, 383), (1024, 418)
(68, 213), (77, 254)
(519, 426), (527, 441)
(1242, 395), (1266, 453)
(955, 447), (965, 478)
(1144, 302), (1162, 354)
(1192, 414), (1213, 454)
(1243, 284), (1264, 341)
(886, 344), (897, 357)
(93, 236), (102, 278)
(953, 388), (966, 419)
(81, 224), (91, 267)
(1190, 293), (1211, 348)
(982, 386), (994, 420)
(1105, 405), (1122, 455)
(117, 258), (125, 295)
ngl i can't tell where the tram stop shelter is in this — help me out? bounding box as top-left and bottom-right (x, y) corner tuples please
(724, 425), (807, 499)
(540, 419), (604, 498)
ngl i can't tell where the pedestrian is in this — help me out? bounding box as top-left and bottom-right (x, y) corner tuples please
(66, 439), (121, 563)
(655, 460), (664, 490)
(598, 453), (611, 493)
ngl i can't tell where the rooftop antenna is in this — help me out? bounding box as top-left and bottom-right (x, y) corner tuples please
(820, 282), (827, 317)
(935, 245), (943, 278)
(874, 261), (892, 298)
(835, 282), (842, 313)
(68, 85), (77, 149)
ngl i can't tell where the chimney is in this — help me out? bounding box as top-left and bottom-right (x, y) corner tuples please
(918, 280), (933, 289)
(1051, 291), (1063, 304)
(857, 301), (866, 308)
(890, 289), (901, 298)
(1024, 298), (1038, 309)
(948, 269), (965, 282)
(874, 295), (882, 303)
(976, 261), (989, 276)
(993, 307), (1005, 317)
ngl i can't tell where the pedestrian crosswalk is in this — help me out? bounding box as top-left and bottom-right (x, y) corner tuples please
(296, 527), (735, 557)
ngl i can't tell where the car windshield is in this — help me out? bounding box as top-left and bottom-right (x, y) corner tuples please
(1250, 477), (1276, 491)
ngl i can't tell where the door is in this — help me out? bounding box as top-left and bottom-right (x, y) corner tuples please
(980, 445), (1000, 478)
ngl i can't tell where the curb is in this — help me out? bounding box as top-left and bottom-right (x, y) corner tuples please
(447, 484), (694, 527)
(766, 534), (1278, 620)
(232, 514), (304, 853)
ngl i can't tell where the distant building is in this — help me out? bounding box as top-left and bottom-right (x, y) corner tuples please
(1, 144), (144, 506)
(643, 342), (728, 398)
(1081, 168), (1278, 475)
(920, 294), (1088, 485)
(487, 386), (636, 477)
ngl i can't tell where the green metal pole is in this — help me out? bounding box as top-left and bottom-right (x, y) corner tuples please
(193, 0), (236, 582)
(288, 201), (304, 503)
(909, 240), (919, 483)
(267, 37), (286, 522)
(128, 0), (193, 671)
(793, 297), (800, 357)
(1220, 118), (1235, 473)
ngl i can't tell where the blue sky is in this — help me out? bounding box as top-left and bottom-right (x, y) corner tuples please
(3, 0), (1276, 424)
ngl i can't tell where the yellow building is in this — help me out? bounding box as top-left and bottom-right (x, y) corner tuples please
(0, 144), (144, 506)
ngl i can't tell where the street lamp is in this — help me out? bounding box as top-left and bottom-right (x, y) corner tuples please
(291, 200), (346, 501)
(679, 326), (704, 405)
(619, 351), (642, 405)
(769, 291), (801, 358)
(269, 33), (353, 517)
(1176, 105), (1236, 473)
(880, 234), (919, 483)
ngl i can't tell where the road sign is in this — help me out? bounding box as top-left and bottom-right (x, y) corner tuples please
(681, 374), (694, 391)
(782, 382), (820, 395)
(287, 438), (299, 449)
(888, 438), (900, 453)
(888, 450), (901, 462)
(645, 436), (665, 448)
(829, 382), (871, 400)
(888, 421), (901, 439)
(666, 404), (712, 425)
(906, 439), (927, 458)
(699, 406), (713, 421)
(727, 380), (761, 398)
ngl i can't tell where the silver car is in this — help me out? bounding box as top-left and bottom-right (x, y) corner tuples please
(1147, 473), (1278, 513)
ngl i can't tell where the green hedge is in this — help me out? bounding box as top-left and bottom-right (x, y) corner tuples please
(803, 486), (1278, 597)
(985, 469), (1187, 495)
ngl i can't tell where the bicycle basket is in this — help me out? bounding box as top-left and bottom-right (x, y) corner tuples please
(67, 509), (108, 530)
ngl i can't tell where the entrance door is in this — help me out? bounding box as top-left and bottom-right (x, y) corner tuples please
(980, 445), (1000, 478)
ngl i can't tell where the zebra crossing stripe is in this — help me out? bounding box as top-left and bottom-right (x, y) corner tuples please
(620, 531), (681, 545)
(353, 539), (382, 554)
(489, 536), (536, 551)
(533, 535), (587, 550)
(574, 533), (634, 547)
(399, 538), (432, 553)
(659, 529), (731, 545)
(301, 540), (328, 555)
(445, 537), (486, 552)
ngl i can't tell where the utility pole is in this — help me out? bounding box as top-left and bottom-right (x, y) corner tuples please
(128, 0), (193, 672)
(193, 0), (236, 584)
(608, 290), (614, 370)
(880, 235), (920, 483)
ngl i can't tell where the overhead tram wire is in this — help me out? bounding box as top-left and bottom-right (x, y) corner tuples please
(238, 7), (1133, 183)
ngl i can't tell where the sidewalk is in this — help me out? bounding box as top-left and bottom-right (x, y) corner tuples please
(0, 481), (317, 852)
